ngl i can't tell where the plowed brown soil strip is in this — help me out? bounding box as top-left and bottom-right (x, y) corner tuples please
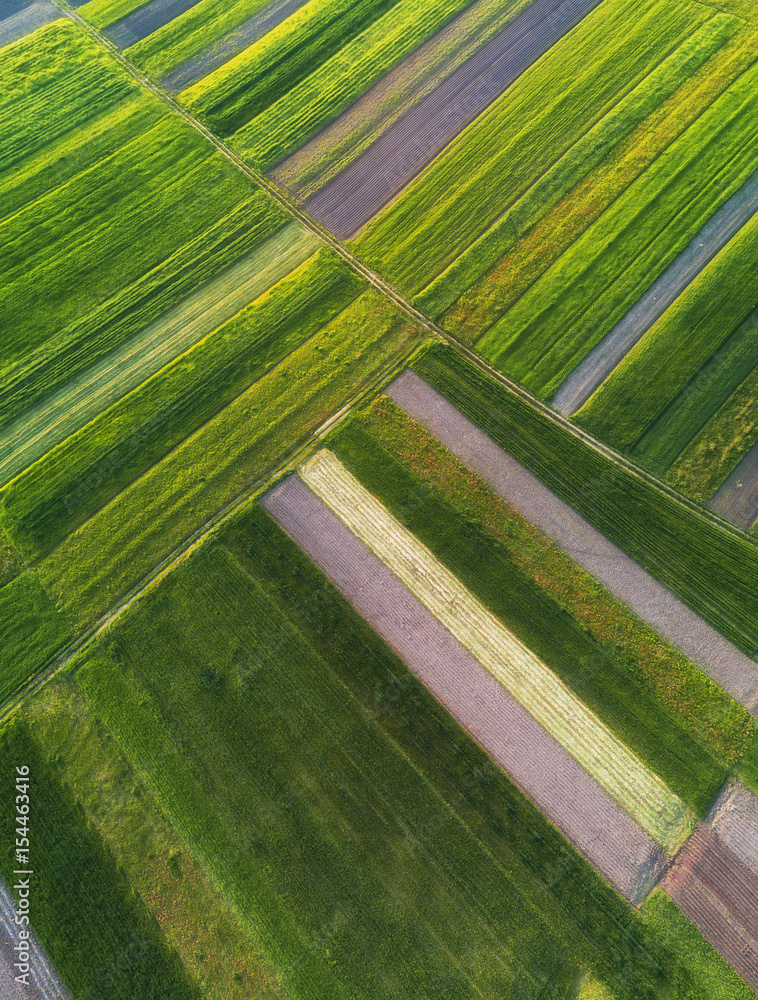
(262, 473), (667, 905)
(662, 826), (758, 992)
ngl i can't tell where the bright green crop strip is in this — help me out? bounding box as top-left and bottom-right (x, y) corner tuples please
(667, 364), (758, 505)
(415, 15), (737, 319)
(0, 194), (287, 431)
(576, 206), (758, 452)
(233, 0), (474, 170)
(633, 308), (758, 479)
(354, 0), (710, 294)
(38, 288), (421, 627)
(0, 720), (204, 1000)
(480, 60), (758, 398)
(301, 449), (695, 850)
(413, 344), (758, 661)
(127, 0), (270, 81)
(0, 22), (137, 174)
(182, 0), (401, 136)
(0, 572), (73, 701)
(78, 0), (151, 30)
(1, 109), (254, 370)
(0, 250), (358, 559)
(327, 416), (745, 807)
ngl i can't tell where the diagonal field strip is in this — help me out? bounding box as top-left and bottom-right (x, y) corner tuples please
(0, 876), (71, 1000)
(0, 0), (64, 49)
(305, 0), (605, 239)
(386, 368), (758, 716)
(0, 223), (317, 488)
(553, 167), (758, 416)
(262, 472), (668, 905)
(299, 448), (695, 852)
(707, 779), (758, 879)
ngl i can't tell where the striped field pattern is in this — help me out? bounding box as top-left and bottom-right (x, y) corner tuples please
(299, 449), (696, 853)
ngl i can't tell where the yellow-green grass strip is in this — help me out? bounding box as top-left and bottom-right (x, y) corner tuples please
(300, 449), (696, 853)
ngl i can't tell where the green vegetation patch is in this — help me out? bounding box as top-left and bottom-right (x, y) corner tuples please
(0, 527), (23, 589)
(0, 21), (137, 174)
(1, 193), (288, 432)
(182, 0), (403, 135)
(0, 718), (203, 1000)
(641, 892), (756, 1000)
(37, 287), (420, 626)
(413, 344), (758, 662)
(0, 250), (362, 559)
(354, 0), (712, 294)
(0, 572), (72, 703)
(78, 0), (151, 30)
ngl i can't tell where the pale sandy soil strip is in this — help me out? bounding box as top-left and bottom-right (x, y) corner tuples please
(262, 473), (667, 905)
(104, 0), (203, 48)
(0, 223), (316, 488)
(305, 0), (604, 238)
(661, 825), (758, 992)
(386, 369), (758, 715)
(163, 0), (310, 92)
(0, 879), (70, 1000)
(553, 168), (758, 417)
(708, 438), (758, 532)
(0, 0), (63, 48)
(300, 449), (694, 851)
(707, 780), (758, 879)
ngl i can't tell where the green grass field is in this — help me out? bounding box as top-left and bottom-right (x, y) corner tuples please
(0, 250), (362, 559)
(0, 718), (205, 999)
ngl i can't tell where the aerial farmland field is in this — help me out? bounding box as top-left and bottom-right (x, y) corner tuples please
(2, 0), (758, 996)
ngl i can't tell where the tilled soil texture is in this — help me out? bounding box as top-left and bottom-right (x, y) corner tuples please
(163, 0), (310, 92)
(305, 0), (604, 239)
(708, 439), (758, 532)
(386, 369), (758, 715)
(708, 780), (758, 879)
(104, 0), (204, 48)
(553, 169), (758, 416)
(262, 473), (667, 905)
(661, 825), (758, 992)
(0, 224), (317, 488)
(0, 878), (70, 1000)
(0, 0), (63, 48)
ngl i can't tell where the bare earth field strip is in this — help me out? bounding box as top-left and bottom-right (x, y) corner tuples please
(262, 473), (668, 905)
(708, 780), (758, 878)
(103, 0), (204, 48)
(385, 369), (758, 715)
(0, 879), (70, 1000)
(708, 438), (758, 532)
(661, 826), (758, 991)
(163, 0), (310, 91)
(0, 224), (317, 487)
(553, 168), (758, 416)
(271, 0), (529, 197)
(0, 0), (63, 47)
(304, 0), (604, 239)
